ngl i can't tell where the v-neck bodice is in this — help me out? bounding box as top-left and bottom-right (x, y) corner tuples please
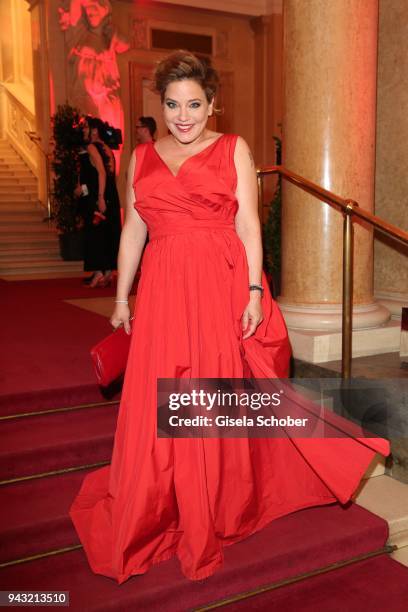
(151, 134), (225, 179)
(133, 133), (239, 240)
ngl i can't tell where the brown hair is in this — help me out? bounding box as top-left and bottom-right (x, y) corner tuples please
(154, 51), (219, 104)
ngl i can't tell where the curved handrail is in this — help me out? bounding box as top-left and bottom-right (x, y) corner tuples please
(257, 164), (408, 378)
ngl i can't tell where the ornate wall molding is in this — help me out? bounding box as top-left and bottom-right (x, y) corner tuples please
(131, 18), (149, 50)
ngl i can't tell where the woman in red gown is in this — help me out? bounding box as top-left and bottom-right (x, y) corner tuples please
(69, 51), (389, 583)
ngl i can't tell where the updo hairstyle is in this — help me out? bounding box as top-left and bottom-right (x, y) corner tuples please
(154, 51), (220, 105)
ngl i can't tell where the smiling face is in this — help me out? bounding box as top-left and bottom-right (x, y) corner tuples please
(163, 79), (214, 145)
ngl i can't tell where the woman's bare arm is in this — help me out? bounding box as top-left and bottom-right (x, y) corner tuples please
(87, 143), (106, 212)
(234, 136), (264, 339)
(111, 149), (147, 333)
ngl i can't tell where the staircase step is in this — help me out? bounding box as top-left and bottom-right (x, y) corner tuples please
(0, 213), (44, 223)
(0, 164), (34, 172)
(0, 404), (117, 481)
(0, 152), (28, 158)
(0, 503), (392, 611)
(0, 234), (57, 247)
(1, 255), (72, 274)
(0, 181), (37, 188)
(0, 158), (30, 166)
(0, 470), (93, 563)
(392, 545), (408, 567)
(0, 225), (56, 234)
(224, 556), (408, 612)
(0, 260), (83, 275)
(0, 257), (73, 267)
(0, 193), (37, 201)
(0, 190), (38, 197)
(0, 203), (42, 213)
(0, 248), (60, 261)
(0, 179), (37, 187)
(355, 474), (408, 547)
(0, 161), (32, 176)
(0, 170), (34, 178)
(363, 454), (386, 478)
(0, 385), (119, 418)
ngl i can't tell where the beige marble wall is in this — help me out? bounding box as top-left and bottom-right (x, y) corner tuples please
(0, 1), (37, 176)
(282, 0), (379, 306)
(0, 0), (14, 83)
(375, 0), (408, 297)
(0, 0), (34, 116)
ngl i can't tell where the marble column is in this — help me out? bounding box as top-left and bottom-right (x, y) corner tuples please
(280, 0), (390, 332)
(374, 0), (408, 320)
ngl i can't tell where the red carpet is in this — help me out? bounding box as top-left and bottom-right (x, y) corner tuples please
(226, 556), (408, 611)
(0, 404), (117, 481)
(0, 277), (127, 413)
(0, 470), (94, 563)
(1, 276), (408, 609)
(0, 500), (400, 611)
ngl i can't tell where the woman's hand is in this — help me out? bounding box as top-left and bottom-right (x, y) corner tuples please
(110, 303), (131, 335)
(241, 294), (264, 339)
(98, 195), (107, 214)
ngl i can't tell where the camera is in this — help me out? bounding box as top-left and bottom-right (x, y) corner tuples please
(103, 125), (122, 150)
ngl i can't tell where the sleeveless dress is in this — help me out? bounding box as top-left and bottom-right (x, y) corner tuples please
(79, 145), (121, 273)
(69, 134), (389, 583)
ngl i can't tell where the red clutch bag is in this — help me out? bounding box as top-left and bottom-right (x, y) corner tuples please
(90, 322), (132, 387)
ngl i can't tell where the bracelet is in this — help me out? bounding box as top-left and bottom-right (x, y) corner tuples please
(115, 299), (128, 304)
(249, 284), (264, 297)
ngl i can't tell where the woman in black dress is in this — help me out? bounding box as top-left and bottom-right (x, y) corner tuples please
(76, 118), (121, 287)
(87, 117), (122, 287)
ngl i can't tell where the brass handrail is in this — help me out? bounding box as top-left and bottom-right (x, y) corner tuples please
(257, 164), (408, 378)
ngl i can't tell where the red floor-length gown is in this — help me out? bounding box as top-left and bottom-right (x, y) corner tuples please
(69, 134), (390, 583)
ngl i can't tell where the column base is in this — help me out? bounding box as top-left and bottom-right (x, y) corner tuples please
(375, 291), (408, 320)
(288, 321), (400, 363)
(278, 300), (390, 331)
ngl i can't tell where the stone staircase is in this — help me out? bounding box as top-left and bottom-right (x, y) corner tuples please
(0, 140), (82, 278)
(355, 457), (408, 568)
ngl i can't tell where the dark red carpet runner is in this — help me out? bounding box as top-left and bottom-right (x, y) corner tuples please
(1, 278), (408, 610)
(1, 501), (406, 611)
